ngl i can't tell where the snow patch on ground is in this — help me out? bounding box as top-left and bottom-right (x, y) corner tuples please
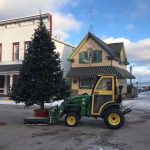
(138, 91), (150, 99)
(0, 100), (24, 105)
(0, 92), (149, 111)
(0, 99), (64, 107)
(123, 100), (150, 111)
(123, 91), (150, 110)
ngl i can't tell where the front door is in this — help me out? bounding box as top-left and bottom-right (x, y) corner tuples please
(0, 75), (4, 94)
(91, 76), (115, 115)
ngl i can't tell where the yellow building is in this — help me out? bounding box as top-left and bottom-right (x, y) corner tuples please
(67, 32), (135, 95)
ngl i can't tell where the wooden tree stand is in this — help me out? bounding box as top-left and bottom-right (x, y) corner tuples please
(24, 109), (49, 125)
(34, 109), (49, 117)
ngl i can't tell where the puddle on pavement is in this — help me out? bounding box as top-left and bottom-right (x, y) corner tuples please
(75, 137), (83, 143)
(129, 119), (147, 124)
(126, 110), (150, 125)
(140, 115), (150, 120)
(32, 128), (70, 137)
(32, 130), (58, 137)
(0, 122), (7, 126)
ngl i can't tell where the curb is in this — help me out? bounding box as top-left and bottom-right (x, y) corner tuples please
(0, 100), (14, 102)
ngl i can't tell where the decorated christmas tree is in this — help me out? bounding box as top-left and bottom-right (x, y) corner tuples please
(10, 15), (70, 109)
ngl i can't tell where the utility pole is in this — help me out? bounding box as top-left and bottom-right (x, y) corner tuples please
(130, 65), (134, 86)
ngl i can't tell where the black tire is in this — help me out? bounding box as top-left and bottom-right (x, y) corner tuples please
(65, 112), (79, 127)
(103, 108), (125, 129)
(78, 114), (81, 120)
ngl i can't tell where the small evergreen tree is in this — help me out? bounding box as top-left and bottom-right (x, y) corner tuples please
(10, 16), (70, 109)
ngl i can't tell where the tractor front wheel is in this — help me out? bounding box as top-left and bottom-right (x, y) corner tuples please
(103, 108), (125, 129)
(65, 112), (79, 127)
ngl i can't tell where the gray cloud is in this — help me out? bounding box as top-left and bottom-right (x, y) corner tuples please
(126, 39), (150, 66)
(103, 37), (150, 66)
(0, 0), (82, 40)
(103, 37), (150, 79)
(0, 0), (74, 19)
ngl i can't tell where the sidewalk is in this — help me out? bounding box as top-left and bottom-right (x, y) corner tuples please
(0, 96), (15, 104)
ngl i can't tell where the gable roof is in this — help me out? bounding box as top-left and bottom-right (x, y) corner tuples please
(52, 38), (75, 48)
(108, 42), (129, 65)
(108, 43), (123, 58)
(88, 32), (116, 57)
(69, 32), (118, 61)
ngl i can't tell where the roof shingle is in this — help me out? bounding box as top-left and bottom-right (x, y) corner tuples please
(67, 66), (135, 79)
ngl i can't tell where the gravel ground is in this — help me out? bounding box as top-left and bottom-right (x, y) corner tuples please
(0, 103), (150, 150)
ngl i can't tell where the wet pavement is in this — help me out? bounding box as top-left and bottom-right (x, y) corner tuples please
(0, 103), (150, 150)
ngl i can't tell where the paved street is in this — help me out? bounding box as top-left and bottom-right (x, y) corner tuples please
(0, 98), (150, 150)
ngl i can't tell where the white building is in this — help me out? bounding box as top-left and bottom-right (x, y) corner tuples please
(0, 13), (74, 95)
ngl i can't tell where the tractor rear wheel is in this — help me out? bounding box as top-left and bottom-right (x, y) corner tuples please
(65, 112), (79, 127)
(103, 108), (125, 129)
(77, 113), (81, 120)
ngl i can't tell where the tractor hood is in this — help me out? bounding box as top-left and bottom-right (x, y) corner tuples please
(65, 95), (91, 104)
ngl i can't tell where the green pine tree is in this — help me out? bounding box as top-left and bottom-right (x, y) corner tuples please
(10, 16), (70, 109)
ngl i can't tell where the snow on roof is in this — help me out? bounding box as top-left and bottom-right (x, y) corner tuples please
(52, 38), (75, 48)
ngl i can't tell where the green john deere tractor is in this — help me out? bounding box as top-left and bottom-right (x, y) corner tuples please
(24, 75), (131, 129)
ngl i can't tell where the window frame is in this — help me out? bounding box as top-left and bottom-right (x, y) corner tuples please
(79, 51), (88, 64)
(79, 77), (96, 89)
(91, 50), (102, 63)
(79, 50), (102, 64)
(12, 42), (19, 61)
(24, 41), (31, 59)
(0, 44), (2, 62)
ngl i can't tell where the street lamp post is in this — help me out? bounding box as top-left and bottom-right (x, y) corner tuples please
(130, 65), (134, 86)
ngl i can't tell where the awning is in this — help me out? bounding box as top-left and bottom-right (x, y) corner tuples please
(0, 64), (22, 75)
(67, 66), (135, 79)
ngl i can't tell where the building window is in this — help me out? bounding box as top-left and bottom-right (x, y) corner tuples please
(13, 42), (19, 61)
(0, 76), (4, 87)
(79, 50), (102, 64)
(0, 44), (2, 62)
(79, 51), (88, 64)
(92, 51), (102, 63)
(73, 79), (77, 84)
(79, 77), (96, 89)
(24, 41), (31, 59)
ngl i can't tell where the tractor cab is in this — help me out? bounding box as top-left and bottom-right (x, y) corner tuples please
(91, 75), (117, 115)
(87, 75), (131, 129)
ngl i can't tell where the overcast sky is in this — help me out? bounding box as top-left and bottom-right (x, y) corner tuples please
(0, 0), (150, 83)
